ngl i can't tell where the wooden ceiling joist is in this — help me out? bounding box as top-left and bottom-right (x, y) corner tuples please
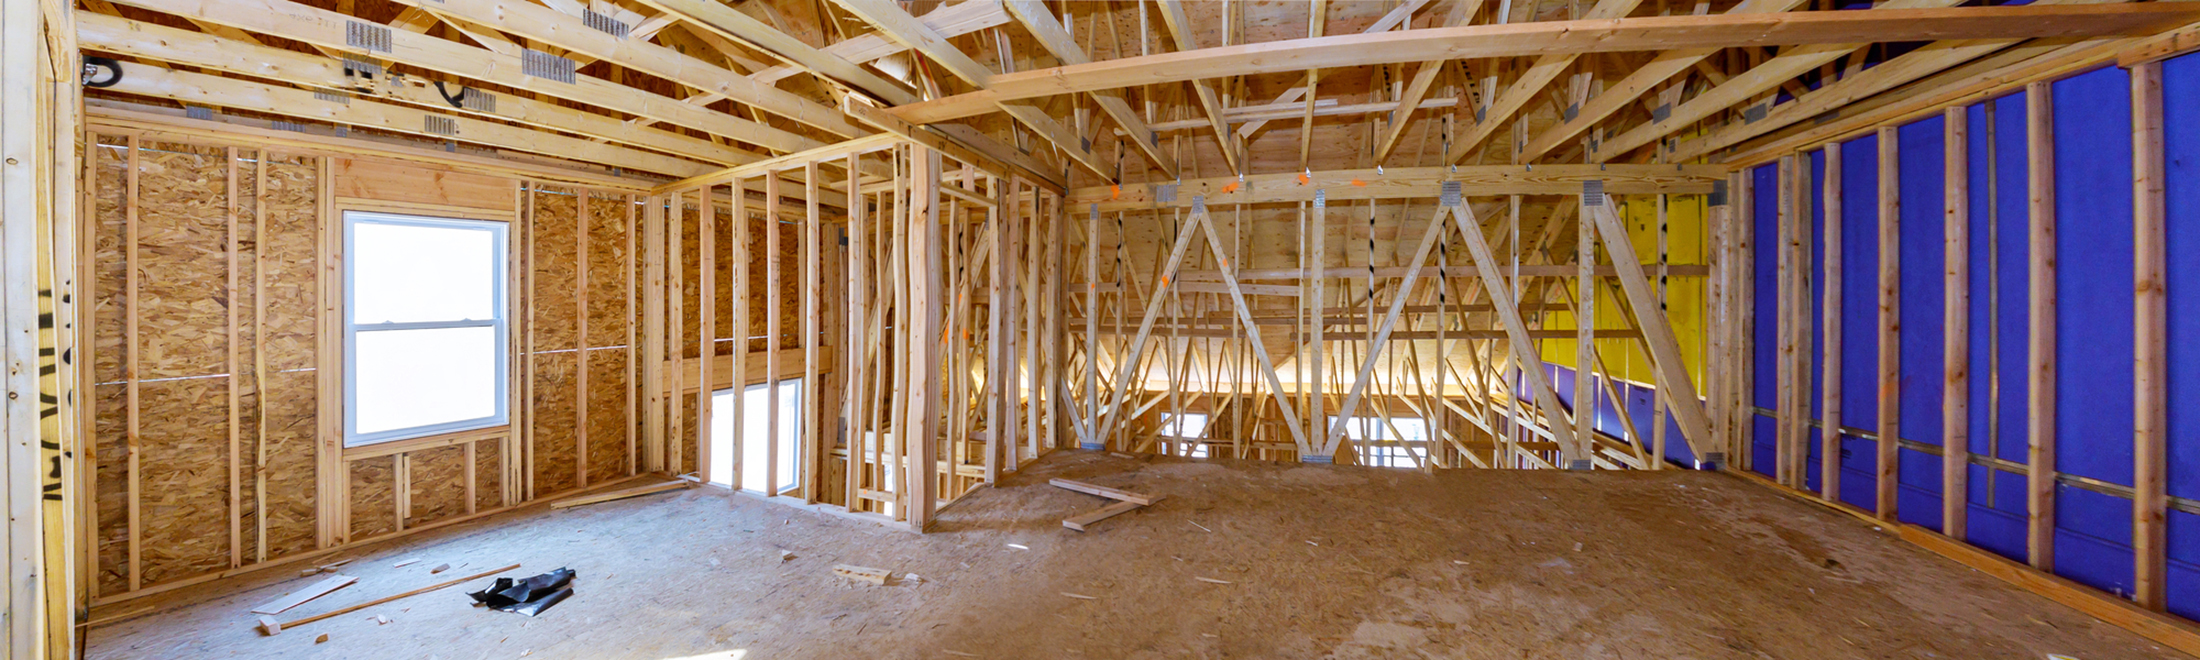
(1068, 164), (1718, 211)
(105, 61), (715, 177)
(76, 13), (763, 169)
(102, 0), (834, 154)
(828, 0), (1114, 184)
(632, 0), (920, 105)
(1155, 0), (1241, 176)
(379, 0), (869, 136)
(1589, 0), (1981, 162)
(891, 3), (2200, 125)
(1516, 0), (1808, 163)
(1002, 0), (1176, 180)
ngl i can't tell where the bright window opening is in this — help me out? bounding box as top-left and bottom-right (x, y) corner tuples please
(344, 212), (508, 446)
(1161, 413), (1211, 458)
(708, 378), (803, 495)
(1329, 416), (1431, 469)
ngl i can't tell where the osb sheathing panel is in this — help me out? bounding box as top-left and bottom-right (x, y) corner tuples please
(586, 193), (629, 350)
(93, 384), (128, 596)
(474, 438), (503, 513)
(587, 349), (629, 482)
(743, 214), (767, 354)
(135, 141), (229, 380)
(260, 370), (318, 558)
(713, 198), (734, 356)
(531, 186), (580, 353)
(333, 157), (515, 213)
(90, 136), (129, 597)
(679, 203), (701, 359)
(348, 456), (396, 541)
(134, 141), (232, 586)
(136, 378), (228, 586)
(532, 352), (580, 496)
(406, 445), (468, 528)
(260, 154), (321, 561)
(679, 401), (698, 476)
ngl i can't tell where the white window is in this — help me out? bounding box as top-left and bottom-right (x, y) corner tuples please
(1159, 412), (1208, 438)
(1329, 416), (1430, 469)
(708, 378), (803, 495)
(344, 212), (509, 446)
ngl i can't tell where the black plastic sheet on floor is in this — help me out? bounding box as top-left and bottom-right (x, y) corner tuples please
(467, 567), (575, 617)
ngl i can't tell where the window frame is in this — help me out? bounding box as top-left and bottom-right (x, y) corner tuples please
(342, 210), (511, 447)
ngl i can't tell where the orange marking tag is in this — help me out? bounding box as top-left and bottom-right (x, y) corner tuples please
(1296, 172), (1310, 185)
(1350, 179), (1368, 187)
(1159, 275), (1171, 288)
(1221, 182), (1240, 193)
(1110, 184), (1122, 200)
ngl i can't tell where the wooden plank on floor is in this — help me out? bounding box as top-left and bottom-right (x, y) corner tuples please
(1049, 478), (1157, 506)
(248, 575), (357, 615)
(548, 480), (694, 509)
(1062, 499), (1151, 532)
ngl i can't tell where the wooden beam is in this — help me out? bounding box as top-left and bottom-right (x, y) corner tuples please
(1070, 164), (1720, 211)
(1519, 0), (1807, 162)
(1002, 0), (1176, 179)
(1584, 192), (1713, 461)
(1451, 0), (1641, 165)
(2025, 80), (2057, 571)
(627, 0), (919, 105)
(1877, 127), (1901, 521)
(1594, 0), (1970, 163)
(889, 4), (2200, 124)
(77, 14), (766, 168)
(1449, 200), (1582, 462)
(102, 62), (715, 177)
(1942, 107), (1971, 540)
(1155, 0), (1240, 175)
(1820, 143), (1844, 502)
(103, 0), (848, 149)
(2131, 60), (2168, 611)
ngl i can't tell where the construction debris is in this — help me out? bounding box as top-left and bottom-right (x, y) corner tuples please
(1053, 478), (1165, 532)
(832, 564), (891, 585)
(256, 564), (523, 636)
(467, 568), (577, 617)
(430, 563), (451, 574)
(391, 558), (422, 568)
(1194, 577), (1233, 585)
(314, 633), (329, 644)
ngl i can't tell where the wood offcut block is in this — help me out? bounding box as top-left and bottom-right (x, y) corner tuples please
(832, 564), (891, 585)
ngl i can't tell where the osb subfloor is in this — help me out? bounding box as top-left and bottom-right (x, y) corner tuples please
(89, 452), (2180, 659)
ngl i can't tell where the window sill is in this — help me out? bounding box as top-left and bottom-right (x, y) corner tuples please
(343, 424), (510, 461)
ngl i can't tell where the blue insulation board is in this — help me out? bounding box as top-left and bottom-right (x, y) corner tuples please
(1754, 163), (1781, 477)
(1957, 95), (2030, 564)
(1838, 133), (1882, 510)
(2050, 67), (2138, 598)
(1897, 115), (1947, 530)
(2162, 45), (2200, 621)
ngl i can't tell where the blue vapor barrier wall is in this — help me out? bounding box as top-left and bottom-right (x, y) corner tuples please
(2051, 65), (2138, 600)
(1752, 59), (2200, 620)
(2164, 46), (2200, 622)
(1897, 114), (1947, 531)
(1753, 162), (1781, 477)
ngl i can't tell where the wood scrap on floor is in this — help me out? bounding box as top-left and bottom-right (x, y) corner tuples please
(1063, 498), (1158, 531)
(1052, 478), (1164, 531)
(832, 564), (891, 585)
(1048, 478), (1158, 506)
(254, 564), (522, 636)
(297, 559), (354, 577)
(549, 480), (695, 509)
(249, 575), (357, 615)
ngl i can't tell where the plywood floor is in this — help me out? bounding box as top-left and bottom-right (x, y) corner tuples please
(87, 451), (2181, 659)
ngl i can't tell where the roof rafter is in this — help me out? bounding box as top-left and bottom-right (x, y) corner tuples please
(1002, 0), (1177, 180)
(1445, 0), (1646, 166)
(890, 3), (2200, 125)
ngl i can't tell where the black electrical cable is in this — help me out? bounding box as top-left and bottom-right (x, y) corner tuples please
(434, 81), (469, 109)
(82, 56), (122, 88)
